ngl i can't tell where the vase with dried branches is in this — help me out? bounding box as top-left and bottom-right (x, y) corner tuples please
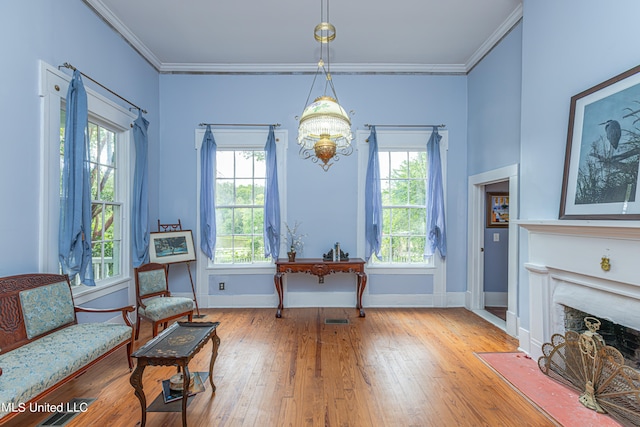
(283, 221), (306, 262)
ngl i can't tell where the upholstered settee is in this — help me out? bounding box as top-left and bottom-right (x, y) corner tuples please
(0, 274), (134, 423)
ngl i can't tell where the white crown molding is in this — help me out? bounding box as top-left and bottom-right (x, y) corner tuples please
(158, 62), (468, 75)
(465, 3), (523, 70)
(84, 0), (163, 70)
(85, 0), (520, 75)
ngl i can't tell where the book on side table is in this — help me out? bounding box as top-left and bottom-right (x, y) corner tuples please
(161, 371), (207, 403)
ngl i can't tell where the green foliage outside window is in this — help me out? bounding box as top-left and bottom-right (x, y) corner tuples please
(375, 151), (428, 264)
(60, 112), (121, 282)
(215, 150), (269, 264)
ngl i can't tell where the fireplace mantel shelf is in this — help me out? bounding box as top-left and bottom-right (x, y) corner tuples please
(516, 219), (640, 240)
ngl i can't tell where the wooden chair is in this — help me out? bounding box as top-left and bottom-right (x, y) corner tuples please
(134, 262), (194, 339)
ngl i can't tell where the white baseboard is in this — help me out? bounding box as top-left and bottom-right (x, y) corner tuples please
(203, 294), (279, 308)
(518, 327), (533, 357)
(484, 291), (508, 307)
(366, 293), (433, 307)
(185, 291), (469, 309)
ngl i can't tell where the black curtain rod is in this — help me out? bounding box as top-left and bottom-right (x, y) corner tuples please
(199, 123), (280, 127)
(365, 123), (446, 129)
(59, 62), (148, 114)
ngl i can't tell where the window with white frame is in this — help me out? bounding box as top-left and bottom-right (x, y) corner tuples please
(357, 129), (447, 269)
(195, 129), (287, 269)
(40, 62), (134, 292)
(376, 150), (428, 264)
(215, 149), (269, 264)
(59, 116), (122, 281)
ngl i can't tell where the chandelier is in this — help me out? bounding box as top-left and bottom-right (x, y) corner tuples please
(297, 0), (353, 171)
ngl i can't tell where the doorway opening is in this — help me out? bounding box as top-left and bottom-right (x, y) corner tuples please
(467, 164), (519, 337)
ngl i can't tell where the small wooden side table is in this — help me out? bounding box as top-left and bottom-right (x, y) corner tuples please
(129, 321), (220, 427)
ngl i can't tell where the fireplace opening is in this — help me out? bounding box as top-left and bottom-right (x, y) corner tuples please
(564, 306), (640, 369)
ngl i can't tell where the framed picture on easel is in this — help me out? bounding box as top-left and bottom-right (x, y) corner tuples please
(149, 230), (196, 264)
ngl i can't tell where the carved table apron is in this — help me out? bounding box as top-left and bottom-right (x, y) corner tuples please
(274, 258), (367, 318)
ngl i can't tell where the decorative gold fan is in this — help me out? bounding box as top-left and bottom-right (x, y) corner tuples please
(538, 316), (640, 426)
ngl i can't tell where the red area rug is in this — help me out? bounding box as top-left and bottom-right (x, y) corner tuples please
(476, 352), (622, 427)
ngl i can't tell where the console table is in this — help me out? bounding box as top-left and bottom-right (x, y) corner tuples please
(274, 258), (367, 318)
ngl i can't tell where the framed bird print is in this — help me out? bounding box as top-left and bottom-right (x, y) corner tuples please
(560, 63), (640, 219)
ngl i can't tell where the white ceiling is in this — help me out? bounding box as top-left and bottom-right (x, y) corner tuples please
(85, 0), (523, 74)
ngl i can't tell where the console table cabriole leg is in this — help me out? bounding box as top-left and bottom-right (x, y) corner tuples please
(129, 361), (147, 427)
(357, 272), (367, 317)
(209, 333), (220, 391)
(274, 272), (284, 318)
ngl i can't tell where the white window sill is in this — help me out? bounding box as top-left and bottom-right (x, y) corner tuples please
(71, 277), (130, 305)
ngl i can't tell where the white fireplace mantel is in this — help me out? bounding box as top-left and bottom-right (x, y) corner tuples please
(518, 220), (640, 359)
(518, 219), (640, 239)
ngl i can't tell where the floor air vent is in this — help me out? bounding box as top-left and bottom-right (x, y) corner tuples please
(325, 318), (349, 325)
(37, 398), (95, 427)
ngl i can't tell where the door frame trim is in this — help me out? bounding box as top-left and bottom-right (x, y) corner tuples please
(467, 164), (519, 337)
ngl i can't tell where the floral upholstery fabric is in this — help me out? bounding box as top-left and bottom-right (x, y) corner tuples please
(0, 323), (131, 419)
(19, 281), (75, 339)
(137, 269), (168, 296)
(138, 296), (193, 321)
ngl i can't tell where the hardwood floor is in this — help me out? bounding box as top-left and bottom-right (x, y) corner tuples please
(485, 306), (507, 321)
(4, 308), (556, 427)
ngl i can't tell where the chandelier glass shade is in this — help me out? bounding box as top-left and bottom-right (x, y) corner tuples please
(298, 96), (353, 169)
(297, 1), (353, 171)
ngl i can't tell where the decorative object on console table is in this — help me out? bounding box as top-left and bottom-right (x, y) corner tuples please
(284, 221), (306, 263)
(323, 247), (349, 261)
(560, 63), (640, 220)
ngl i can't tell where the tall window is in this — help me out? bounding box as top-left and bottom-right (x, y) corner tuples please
(215, 150), (269, 264)
(87, 122), (122, 280)
(59, 114), (122, 281)
(41, 61), (133, 293)
(357, 129), (447, 269)
(195, 128), (287, 271)
(376, 151), (427, 264)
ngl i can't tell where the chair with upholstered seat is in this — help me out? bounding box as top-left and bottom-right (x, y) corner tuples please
(134, 262), (194, 339)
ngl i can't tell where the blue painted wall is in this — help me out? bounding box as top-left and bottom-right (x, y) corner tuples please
(518, 0), (640, 329)
(159, 74), (468, 296)
(467, 20), (522, 303)
(465, 0), (640, 330)
(467, 23), (522, 175)
(4, 0), (639, 321)
(0, 1), (159, 309)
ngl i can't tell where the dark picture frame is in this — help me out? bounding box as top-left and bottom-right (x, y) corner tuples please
(149, 230), (196, 264)
(486, 192), (509, 228)
(560, 64), (640, 220)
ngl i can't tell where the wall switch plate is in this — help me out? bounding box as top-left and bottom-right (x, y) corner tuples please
(493, 233), (500, 242)
(219, 282), (225, 290)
